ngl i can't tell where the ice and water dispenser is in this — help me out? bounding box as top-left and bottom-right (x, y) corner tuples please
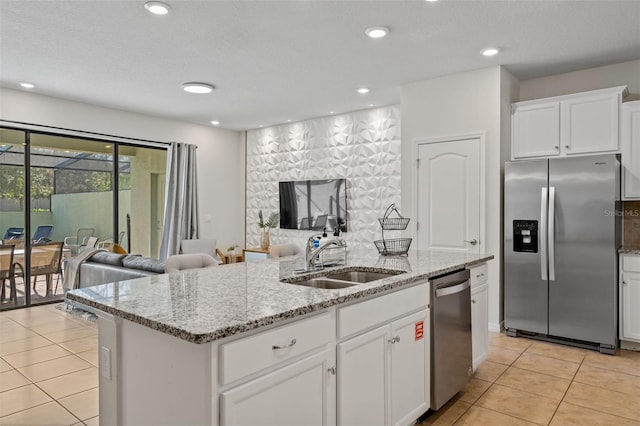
(513, 220), (538, 253)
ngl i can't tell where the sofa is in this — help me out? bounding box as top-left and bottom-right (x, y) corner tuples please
(64, 251), (165, 314)
(74, 251), (165, 289)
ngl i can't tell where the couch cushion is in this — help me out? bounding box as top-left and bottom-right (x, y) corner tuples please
(122, 255), (165, 273)
(89, 252), (126, 266)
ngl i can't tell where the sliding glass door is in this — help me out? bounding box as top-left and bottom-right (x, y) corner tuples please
(118, 144), (167, 258)
(0, 129), (27, 309)
(0, 127), (167, 310)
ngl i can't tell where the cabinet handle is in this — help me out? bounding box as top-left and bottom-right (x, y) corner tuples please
(328, 366), (337, 375)
(565, 145), (570, 149)
(622, 281), (627, 285)
(272, 339), (297, 350)
(464, 239), (478, 245)
(476, 273), (485, 278)
(472, 299), (476, 304)
(388, 336), (400, 344)
(554, 146), (559, 150)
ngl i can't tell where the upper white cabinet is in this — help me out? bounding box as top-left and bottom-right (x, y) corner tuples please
(621, 101), (640, 200)
(512, 101), (561, 158)
(512, 86), (626, 160)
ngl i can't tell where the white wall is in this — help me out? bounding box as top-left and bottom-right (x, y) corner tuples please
(519, 59), (640, 101)
(401, 66), (516, 331)
(245, 106), (402, 253)
(0, 88), (245, 252)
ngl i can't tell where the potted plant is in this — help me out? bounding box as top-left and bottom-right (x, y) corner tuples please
(258, 210), (279, 250)
(226, 244), (240, 263)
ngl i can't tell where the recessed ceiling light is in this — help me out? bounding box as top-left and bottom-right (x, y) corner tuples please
(425, 0), (439, 2)
(357, 87), (370, 94)
(105, 145), (112, 149)
(368, 104), (374, 107)
(19, 82), (35, 89)
(481, 47), (500, 57)
(210, 120), (220, 126)
(287, 119), (292, 122)
(182, 82), (215, 94)
(144, 1), (170, 15)
(329, 111), (335, 114)
(365, 26), (389, 39)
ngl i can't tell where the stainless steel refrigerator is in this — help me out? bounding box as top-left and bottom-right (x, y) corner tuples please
(504, 154), (620, 354)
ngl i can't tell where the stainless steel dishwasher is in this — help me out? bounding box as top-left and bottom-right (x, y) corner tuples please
(430, 269), (472, 410)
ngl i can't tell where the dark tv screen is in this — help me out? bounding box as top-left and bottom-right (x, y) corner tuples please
(279, 179), (347, 232)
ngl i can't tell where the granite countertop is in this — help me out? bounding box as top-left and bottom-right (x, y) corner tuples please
(619, 246), (640, 254)
(66, 249), (493, 344)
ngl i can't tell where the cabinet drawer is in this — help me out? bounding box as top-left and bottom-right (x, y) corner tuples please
(622, 255), (640, 272)
(220, 312), (332, 385)
(470, 263), (488, 287)
(338, 283), (427, 339)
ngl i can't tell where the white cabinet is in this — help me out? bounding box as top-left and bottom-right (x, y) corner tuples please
(512, 86), (626, 160)
(337, 283), (429, 426)
(621, 101), (640, 199)
(337, 309), (428, 426)
(620, 255), (640, 346)
(221, 349), (334, 426)
(338, 323), (387, 425)
(469, 263), (488, 371)
(219, 312), (335, 426)
(512, 101), (561, 159)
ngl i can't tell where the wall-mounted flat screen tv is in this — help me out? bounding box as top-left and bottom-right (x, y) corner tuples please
(279, 179), (347, 232)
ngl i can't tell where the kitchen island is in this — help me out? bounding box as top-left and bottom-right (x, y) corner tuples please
(67, 249), (493, 426)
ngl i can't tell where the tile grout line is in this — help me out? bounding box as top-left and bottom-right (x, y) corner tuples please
(0, 308), (97, 424)
(452, 339), (531, 425)
(544, 348), (585, 424)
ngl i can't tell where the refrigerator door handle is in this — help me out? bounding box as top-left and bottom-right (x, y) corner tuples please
(540, 187), (548, 280)
(548, 186), (556, 281)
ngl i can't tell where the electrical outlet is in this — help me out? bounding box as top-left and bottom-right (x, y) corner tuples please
(100, 346), (111, 380)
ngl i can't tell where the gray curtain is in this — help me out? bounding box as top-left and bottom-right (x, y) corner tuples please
(159, 142), (199, 260)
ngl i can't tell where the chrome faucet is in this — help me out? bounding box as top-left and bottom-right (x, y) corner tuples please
(305, 234), (347, 271)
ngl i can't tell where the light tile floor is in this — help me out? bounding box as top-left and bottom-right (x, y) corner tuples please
(0, 304), (98, 425)
(420, 332), (640, 425)
(1, 305), (639, 425)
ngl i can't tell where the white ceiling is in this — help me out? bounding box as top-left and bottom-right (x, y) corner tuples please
(1, 0), (639, 131)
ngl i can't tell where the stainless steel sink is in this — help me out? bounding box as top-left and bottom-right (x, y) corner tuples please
(286, 278), (358, 290)
(325, 270), (399, 283)
(283, 268), (404, 290)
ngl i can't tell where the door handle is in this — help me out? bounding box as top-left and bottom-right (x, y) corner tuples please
(548, 186), (556, 281)
(541, 187), (548, 281)
(464, 239), (478, 245)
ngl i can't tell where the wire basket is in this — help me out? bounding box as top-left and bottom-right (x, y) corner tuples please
(374, 238), (412, 256)
(378, 203), (410, 230)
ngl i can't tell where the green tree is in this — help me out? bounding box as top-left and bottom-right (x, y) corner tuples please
(0, 165), (52, 210)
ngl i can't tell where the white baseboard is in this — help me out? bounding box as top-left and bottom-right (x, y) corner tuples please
(488, 321), (502, 333)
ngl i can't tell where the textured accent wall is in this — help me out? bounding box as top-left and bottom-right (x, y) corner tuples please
(246, 106), (402, 253)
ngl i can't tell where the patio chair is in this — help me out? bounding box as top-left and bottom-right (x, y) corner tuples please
(3, 227), (24, 240)
(32, 225), (54, 245)
(0, 245), (17, 303)
(63, 227), (95, 255)
(13, 241), (64, 297)
(1, 238), (24, 250)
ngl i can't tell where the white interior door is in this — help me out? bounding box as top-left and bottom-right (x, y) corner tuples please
(417, 138), (481, 253)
